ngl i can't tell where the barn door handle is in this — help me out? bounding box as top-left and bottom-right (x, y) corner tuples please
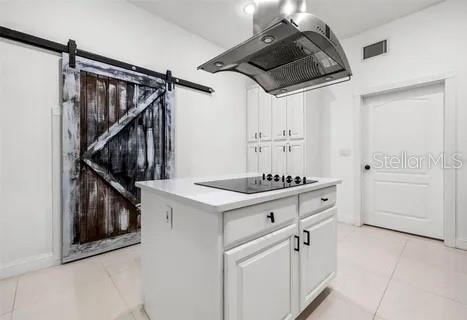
(294, 235), (300, 252)
(303, 230), (310, 246)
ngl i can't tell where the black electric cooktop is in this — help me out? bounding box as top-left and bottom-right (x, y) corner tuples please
(195, 174), (317, 194)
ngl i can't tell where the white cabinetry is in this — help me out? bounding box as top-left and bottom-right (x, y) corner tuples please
(299, 207), (337, 310)
(224, 224), (299, 320)
(247, 85), (305, 175)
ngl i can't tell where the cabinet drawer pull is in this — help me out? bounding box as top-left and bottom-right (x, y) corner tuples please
(303, 230), (310, 246)
(259, 132), (262, 138)
(289, 129), (292, 136)
(255, 132), (258, 139)
(294, 235), (300, 252)
(259, 146), (262, 152)
(255, 146), (257, 152)
(289, 145), (292, 152)
(321, 197), (329, 202)
(267, 212), (275, 223)
(282, 146), (286, 152)
(283, 129), (286, 136)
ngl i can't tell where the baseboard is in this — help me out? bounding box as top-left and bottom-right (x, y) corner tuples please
(0, 252), (60, 280)
(456, 238), (467, 251)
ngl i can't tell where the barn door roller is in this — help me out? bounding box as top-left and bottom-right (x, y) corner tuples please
(0, 25), (214, 94)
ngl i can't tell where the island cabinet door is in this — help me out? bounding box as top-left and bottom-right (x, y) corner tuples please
(224, 224), (299, 320)
(299, 207), (337, 311)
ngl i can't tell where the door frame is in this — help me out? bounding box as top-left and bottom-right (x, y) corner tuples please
(353, 73), (458, 247)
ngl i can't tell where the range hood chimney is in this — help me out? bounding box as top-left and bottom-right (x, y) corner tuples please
(198, 0), (352, 97)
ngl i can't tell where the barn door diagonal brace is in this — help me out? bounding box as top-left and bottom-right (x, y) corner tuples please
(0, 25), (214, 94)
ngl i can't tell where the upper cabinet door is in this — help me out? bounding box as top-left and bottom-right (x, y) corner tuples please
(224, 224), (299, 320)
(258, 89), (272, 141)
(299, 208), (337, 311)
(272, 142), (287, 175)
(258, 143), (272, 173)
(272, 96), (287, 141)
(287, 141), (304, 177)
(286, 93), (304, 140)
(247, 144), (259, 173)
(247, 87), (259, 143)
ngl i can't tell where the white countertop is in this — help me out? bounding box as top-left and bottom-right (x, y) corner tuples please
(136, 173), (341, 212)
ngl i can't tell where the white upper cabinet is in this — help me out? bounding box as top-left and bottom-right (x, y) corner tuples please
(272, 142), (287, 175)
(247, 87), (259, 142)
(247, 144), (258, 173)
(286, 93), (304, 140)
(258, 90), (272, 141)
(224, 224), (299, 320)
(258, 143), (272, 173)
(287, 141), (305, 177)
(272, 96), (287, 140)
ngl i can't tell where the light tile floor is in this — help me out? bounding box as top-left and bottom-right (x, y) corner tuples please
(1, 224), (467, 320)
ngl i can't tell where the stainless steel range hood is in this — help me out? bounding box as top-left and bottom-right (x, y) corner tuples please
(198, 0), (352, 97)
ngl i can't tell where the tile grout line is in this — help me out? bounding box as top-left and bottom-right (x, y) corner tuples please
(372, 239), (409, 320)
(99, 258), (137, 320)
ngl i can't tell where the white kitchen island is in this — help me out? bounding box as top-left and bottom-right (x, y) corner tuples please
(136, 174), (341, 320)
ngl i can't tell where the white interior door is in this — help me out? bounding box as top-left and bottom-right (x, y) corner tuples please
(362, 83), (444, 239)
(224, 224), (299, 320)
(286, 93), (304, 140)
(247, 87), (259, 142)
(272, 96), (287, 140)
(247, 144), (258, 173)
(287, 141), (305, 177)
(272, 142), (287, 175)
(259, 89), (272, 141)
(259, 143), (272, 173)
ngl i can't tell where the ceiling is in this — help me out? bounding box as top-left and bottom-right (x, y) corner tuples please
(130, 0), (444, 48)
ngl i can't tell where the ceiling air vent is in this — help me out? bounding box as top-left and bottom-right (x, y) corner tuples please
(363, 40), (387, 60)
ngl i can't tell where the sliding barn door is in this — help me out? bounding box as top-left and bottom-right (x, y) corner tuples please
(62, 54), (175, 262)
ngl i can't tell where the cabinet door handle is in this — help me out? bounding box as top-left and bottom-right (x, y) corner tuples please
(289, 129), (292, 136)
(255, 146), (257, 152)
(289, 145), (292, 152)
(303, 230), (310, 246)
(282, 146), (286, 152)
(255, 132), (258, 139)
(321, 197), (329, 202)
(283, 129), (286, 136)
(267, 212), (275, 223)
(259, 132), (262, 138)
(259, 146), (262, 152)
(294, 235), (300, 252)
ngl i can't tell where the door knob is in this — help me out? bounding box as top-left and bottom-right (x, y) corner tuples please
(364, 164), (371, 170)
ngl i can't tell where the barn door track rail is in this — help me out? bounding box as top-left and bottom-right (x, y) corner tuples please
(0, 25), (214, 94)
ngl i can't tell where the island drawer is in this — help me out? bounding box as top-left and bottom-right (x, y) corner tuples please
(223, 196), (297, 248)
(299, 186), (336, 218)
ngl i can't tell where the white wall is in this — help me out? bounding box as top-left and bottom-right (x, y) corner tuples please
(0, 0), (246, 278)
(309, 0), (467, 247)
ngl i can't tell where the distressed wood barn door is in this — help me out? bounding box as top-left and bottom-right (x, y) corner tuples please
(62, 54), (175, 262)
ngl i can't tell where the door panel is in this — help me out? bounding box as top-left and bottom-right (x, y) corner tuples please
(272, 96), (287, 140)
(259, 143), (272, 173)
(259, 89), (272, 141)
(225, 224), (299, 320)
(247, 87), (259, 142)
(363, 83), (444, 239)
(247, 144), (258, 173)
(299, 208), (337, 310)
(286, 93), (304, 139)
(287, 141), (305, 177)
(273, 142), (287, 175)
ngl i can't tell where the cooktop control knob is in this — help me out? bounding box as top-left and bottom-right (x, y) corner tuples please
(294, 176), (301, 184)
(286, 175), (293, 183)
(267, 174), (273, 181)
(274, 174), (280, 182)
(303, 177), (307, 184)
